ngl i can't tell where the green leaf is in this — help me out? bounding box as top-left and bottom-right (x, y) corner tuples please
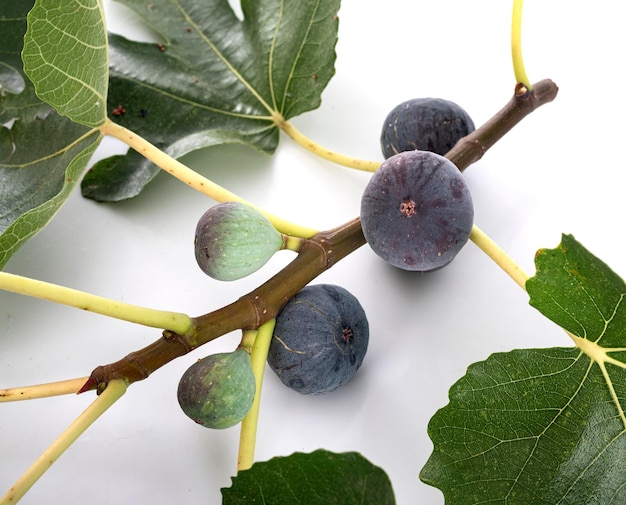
(528, 234), (626, 347)
(22, 0), (108, 128)
(221, 450), (396, 504)
(421, 348), (626, 504)
(421, 235), (626, 504)
(80, 153), (150, 202)
(0, 2), (102, 269)
(85, 0), (339, 201)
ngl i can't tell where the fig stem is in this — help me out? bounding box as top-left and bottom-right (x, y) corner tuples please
(100, 119), (318, 239)
(470, 225), (529, 290)
(0, 377), (90, 403)
(239, 328), (257, 354)
(237, 319), (276, 472)
(0, 379), (128, 505)
(282, 234), (306, 252)
(511, 0), (533, 91)
(275, 115), (381, 172)
(0, 271), (193, 334)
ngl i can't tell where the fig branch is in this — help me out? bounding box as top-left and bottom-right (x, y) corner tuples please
(444, 79), (556, 170)
(79, 79), (558, 394)
(80, 217), (366, 392)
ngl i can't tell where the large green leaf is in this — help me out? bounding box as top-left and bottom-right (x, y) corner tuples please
(221, 450), (396, 504)
(0, 2), (103, 269)
(83, 0), (340, 201)
(421, 235), (626, 504)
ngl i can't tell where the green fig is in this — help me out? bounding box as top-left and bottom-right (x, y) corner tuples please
(177, 349), (256, 429)
(194, 202), (284, 281)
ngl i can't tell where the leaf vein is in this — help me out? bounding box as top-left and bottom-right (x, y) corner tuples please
(502, 356), (594, 502)
(278, 0), (323, 114)
(108, 70), (273, 121)
(0, 128), (98, 169)
(169, 0), (274, 114)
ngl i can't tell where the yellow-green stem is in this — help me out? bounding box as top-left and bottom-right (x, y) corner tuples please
(471, 226), (584, 350)
(278, 118), (381, 172)
(282, 234), (306, 253)
(470, 225), (529, 290)
(0, 272), (193, 334)
(237, 318), (276, 471)
(101, 119), (317, 238)
(0, 377), (90, 402)
(239, 328), (257, 354)
(511, 0), (533, 91)
(0, 379), (128, 505)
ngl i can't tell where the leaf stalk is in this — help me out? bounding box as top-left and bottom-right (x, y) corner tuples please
(0, 272), (192, 334)
(276, 116), (381, 172)
(469, 225), (529, 290)
(100, 119), (318, 238)
(0, 377), (90, 403)
(0, 379), (128, 505)
(237, 319), (276, 471)
(511, 0), (533, 91)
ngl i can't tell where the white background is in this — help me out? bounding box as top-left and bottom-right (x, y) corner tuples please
(1, 1), (624, 504)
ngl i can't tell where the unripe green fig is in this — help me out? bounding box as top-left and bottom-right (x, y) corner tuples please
(194, 202), (283, 281)
(177, 349), (256, 429)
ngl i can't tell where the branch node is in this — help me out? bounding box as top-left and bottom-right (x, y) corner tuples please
(515, 82), (530, 98)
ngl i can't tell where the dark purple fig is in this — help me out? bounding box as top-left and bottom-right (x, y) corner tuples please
(381, 97), (475, 158)
(267, 284), (369, 395)
(360, 150), (473, 271)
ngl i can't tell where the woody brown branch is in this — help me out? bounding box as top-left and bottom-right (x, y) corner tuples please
(79, 79), (558, 394)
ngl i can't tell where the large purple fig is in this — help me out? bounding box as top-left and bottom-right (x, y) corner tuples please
(360, 150), (473, 271)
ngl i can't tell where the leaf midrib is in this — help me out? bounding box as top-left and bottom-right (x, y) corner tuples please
(108, 67), (273, 121)
(272, 0), (323, 115)
(171, 0), (276, 116)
